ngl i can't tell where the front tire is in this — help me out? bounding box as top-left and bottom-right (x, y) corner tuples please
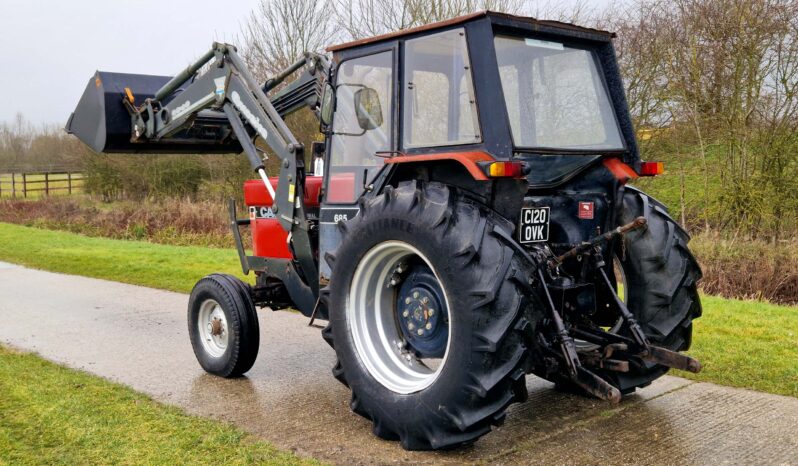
(188, 274), (260, 377)
(322, 182), (542, 450)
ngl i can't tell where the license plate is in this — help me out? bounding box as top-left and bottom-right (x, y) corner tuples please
(519, 207), (550, 243)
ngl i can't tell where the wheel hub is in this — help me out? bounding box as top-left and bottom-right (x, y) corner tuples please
(396, 266), (449, 358)
(208, 318), (224, 336)
(198, 299), (229, 358)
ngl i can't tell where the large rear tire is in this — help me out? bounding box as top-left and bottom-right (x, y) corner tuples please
(322, 182), (542, 450)
(605, 186), (703, 392)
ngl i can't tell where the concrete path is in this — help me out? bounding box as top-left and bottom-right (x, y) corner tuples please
(1, 261), (796, 465)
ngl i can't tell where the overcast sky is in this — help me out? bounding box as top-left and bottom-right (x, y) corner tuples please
(2, 0), (613, 127)
(2, 0), (260, 127)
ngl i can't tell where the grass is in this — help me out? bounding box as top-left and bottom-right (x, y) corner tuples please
(680, 295), (798, 397)
(0, 173), (85, 199)
(0, 221), (249, 293)
(0, 221), (795, 398)
(0, 345), (314, 465)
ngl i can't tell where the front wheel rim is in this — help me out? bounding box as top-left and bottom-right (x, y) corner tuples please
(347, 241), (452, 394)
(198, 299), (229, 357)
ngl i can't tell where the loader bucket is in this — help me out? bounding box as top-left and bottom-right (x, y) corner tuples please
(66, 71), (241, 154)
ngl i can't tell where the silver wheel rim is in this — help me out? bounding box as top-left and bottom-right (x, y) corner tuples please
(575, 255), (626, 350)
(347, 241), (452, 394)
(198, 299), (229, 358)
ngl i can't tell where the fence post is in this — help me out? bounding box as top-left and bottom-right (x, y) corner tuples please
(11, 173), (15, 198)
(22, 173), (27, 198)
(68, 172), (73, 194)
(45, 173), (50, 196)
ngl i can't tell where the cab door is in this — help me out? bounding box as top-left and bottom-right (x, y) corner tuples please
(319, 48), (396, 281)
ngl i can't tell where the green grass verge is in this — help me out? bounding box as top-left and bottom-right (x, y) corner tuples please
(0, 221), (249, 293)
(0, 222), (796, 398)
(680, 295), (798, 397)
(0, 345), (314, 465)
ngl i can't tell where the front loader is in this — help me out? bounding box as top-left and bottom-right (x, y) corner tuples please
(68, 11), (702, 450)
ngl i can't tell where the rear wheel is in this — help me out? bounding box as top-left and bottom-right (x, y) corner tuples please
(607, 186), (702, 392)
(322, 182), (542, 450)
(548, 187), (701, 395)
(188, 274), (260, 377)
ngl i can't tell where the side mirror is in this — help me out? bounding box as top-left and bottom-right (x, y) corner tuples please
(320, 82), (334, 127)
(311, 141), (325, 176)
(354, 87), (383, 131)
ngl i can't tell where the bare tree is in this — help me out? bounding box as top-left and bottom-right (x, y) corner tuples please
(333, 0), (527, 40)
(239, 0), (338, 82)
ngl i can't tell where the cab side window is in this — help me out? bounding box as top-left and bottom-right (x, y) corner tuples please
(327, 51), (393, 204)
(402, 28), (480, 149)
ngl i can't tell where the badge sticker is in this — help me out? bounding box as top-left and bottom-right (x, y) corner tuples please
(578, 202), (594, 220)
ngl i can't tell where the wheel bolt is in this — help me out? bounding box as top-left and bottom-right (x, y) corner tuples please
(425, 323), (432, 330)
(422, 297), (429, 304)
(417, 328), (424, 336)
(428, 309), (435, 316)
(402, 310), (409, 317)
(408, 323), (415, 330)
(405, 297), (411, 304)
(413, 291), (419, 299)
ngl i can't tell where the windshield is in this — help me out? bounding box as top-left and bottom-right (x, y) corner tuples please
(494, 35), (624, 151)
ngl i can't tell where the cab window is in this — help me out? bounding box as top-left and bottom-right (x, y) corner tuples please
(327, 51), (393, 204)
(402, 28), (480, 149)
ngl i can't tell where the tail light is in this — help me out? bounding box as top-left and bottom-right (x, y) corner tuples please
(639, 161), (664, 176)
(485, 161), (525, 178)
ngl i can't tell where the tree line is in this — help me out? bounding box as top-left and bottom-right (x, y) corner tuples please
(1, 0), (796, 238)
(0, 114), (87, 173)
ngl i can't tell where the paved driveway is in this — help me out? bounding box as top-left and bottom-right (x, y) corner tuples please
(1, 262), (796, 464)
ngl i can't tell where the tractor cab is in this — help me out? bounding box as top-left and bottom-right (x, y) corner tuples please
(316, 11), (639, 280)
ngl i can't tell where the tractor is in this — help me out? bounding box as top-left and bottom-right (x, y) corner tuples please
(67, 11), (702, 450)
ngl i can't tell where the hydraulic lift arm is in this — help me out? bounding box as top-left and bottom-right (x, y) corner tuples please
(124, 42), (325, 295)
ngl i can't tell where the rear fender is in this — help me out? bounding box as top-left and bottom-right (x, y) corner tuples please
(385, 151), (492, 180)
(384, 156), (527, 223)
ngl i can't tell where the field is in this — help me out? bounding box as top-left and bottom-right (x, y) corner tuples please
(0, 221), (795, 398)
(0, 172), (85, 198)
(0, 346), (313, 465)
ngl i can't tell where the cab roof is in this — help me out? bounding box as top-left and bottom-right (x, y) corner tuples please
(326, 10), (615, 52)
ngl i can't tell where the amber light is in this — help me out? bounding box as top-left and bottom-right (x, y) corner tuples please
(124, 87), (135, 104)
(487, 161), (525, 178)
(639, 161), (664, 176)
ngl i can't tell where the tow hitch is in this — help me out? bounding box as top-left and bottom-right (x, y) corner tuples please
(538, 216), (701, 402)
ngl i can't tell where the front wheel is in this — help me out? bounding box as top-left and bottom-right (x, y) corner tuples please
(188, 274), (260, 377)
(322, 182), (543, 450)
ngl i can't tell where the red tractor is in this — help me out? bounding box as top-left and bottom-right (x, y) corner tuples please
(68, 11), (702, 450)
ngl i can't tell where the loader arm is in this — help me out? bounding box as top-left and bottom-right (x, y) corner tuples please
(124, 42), (324, 295)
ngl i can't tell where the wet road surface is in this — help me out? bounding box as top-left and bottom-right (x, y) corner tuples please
(1, 262), (797, 464)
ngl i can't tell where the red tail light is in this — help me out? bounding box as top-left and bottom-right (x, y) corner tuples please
(486, 161), (525, 178)
(639, 161), (664, 176)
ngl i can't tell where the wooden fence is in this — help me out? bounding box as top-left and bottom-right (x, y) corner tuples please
(0, 171), (85, 198)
